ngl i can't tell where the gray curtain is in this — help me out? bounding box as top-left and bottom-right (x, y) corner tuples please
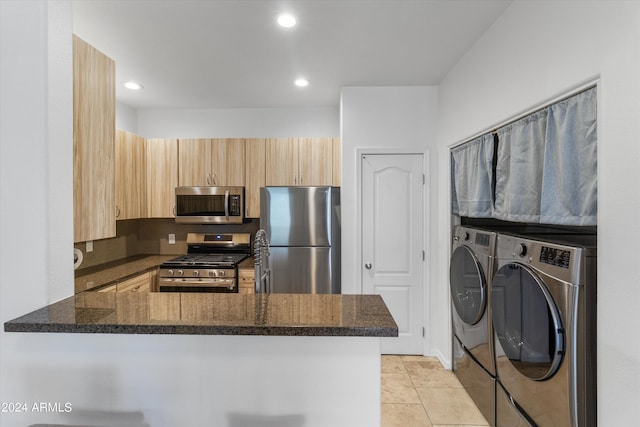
(452, 86), (597, 225)
(540, 87), (597, 225)
(494, 109), (548, 223)
(451, 133), (494, 217)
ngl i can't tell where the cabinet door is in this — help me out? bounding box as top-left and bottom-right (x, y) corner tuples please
(245, 139), (265, 218)
(211, 138), (245, 186)
(146, 138), (178, 218)
(332, 138), (341, 186)
(238, 268), (255, 294)
(266, 138), (299, 186)
(178, 138), (211, 186)
(115, 130), (145, 220)
(299, 137), (333, 186)
(73, 35), (116, 242)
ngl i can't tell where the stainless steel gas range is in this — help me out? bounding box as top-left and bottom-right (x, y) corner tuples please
(158, 233), (250, 293)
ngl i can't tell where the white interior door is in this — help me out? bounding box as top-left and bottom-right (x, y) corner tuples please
(362, 154), (424, 355)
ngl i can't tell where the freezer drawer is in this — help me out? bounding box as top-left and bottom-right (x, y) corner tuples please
(269, 247), (339, 294)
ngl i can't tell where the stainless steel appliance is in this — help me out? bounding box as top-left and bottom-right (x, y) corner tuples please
(158, 233), (250, 293)
(260, 186), (340, 294)
(492, 233), (596, 427)
(175, 186), (244, 224)
(450, 226), (497, 426)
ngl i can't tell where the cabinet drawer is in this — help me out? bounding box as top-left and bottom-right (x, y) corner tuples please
(116, 271), (151, 293)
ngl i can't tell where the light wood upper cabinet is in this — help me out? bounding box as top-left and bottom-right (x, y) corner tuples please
(245, 139), (266, 218)
(265, 138), (299, 186)
(332, 137), (341, 186)
(266, 138), (334, 186)
(299, 137), (333, 186)
(146, 138), (178, 218)
(115, 130), (145, 220)
(178, 138), (245, 186)
(73, 35), (116, 243)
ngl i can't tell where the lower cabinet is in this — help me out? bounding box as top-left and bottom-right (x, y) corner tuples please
(117, 271), (153, 293)
(238, 268), (255, 294)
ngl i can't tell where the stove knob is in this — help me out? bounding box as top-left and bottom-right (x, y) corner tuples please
(208, 270), (216, 277)
(193, 270), (200, 277)
(168, 269), (174, 276)
(218, 270), (225, 277)
(177, 270), (184, 277)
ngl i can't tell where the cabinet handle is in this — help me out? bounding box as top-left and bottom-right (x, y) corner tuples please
(212, 173), (217, 185)
(300, 173), (303, 184)
(115, 206), (121, 218)
(173, 205), (176, 216)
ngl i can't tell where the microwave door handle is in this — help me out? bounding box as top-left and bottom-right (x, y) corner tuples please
(225, 190), (230, 221)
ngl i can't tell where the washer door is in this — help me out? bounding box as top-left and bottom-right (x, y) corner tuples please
(491, 262), (564, 381)
(450, 245), (487, 325)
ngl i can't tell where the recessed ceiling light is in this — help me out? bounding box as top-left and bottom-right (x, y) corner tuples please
(277, 13), (297, 28)
(124, 81), (143, 90)
(294, 78), (309, 88)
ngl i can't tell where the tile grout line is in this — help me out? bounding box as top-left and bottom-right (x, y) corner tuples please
(402, 355), (435, 426)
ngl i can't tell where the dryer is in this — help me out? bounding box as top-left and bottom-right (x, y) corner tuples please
(450, 225), (497, 425)
(491, 233), (597, 427)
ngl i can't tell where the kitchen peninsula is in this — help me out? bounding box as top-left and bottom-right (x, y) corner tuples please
(4, 293), (397, 427)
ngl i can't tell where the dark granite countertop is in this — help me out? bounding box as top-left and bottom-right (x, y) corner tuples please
(4, 293), (398, 337)
(75, 255), (177, 293)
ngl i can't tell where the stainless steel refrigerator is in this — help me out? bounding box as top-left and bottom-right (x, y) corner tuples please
(260, 186), (341, 294)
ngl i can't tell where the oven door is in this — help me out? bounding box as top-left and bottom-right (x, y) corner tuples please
(158, 277), (238, 293)
(175, 186), (244, 224)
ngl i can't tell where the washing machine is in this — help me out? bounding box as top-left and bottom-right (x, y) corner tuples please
(491, 233), (597, 427)
(450, 225), (497, 425)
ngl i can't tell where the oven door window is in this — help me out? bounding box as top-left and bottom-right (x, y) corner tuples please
(491, 262), (564, 381)
(450, 245), (487, 325)
(176, 194), (226, 216)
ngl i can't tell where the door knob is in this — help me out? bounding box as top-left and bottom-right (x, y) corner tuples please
(365, 263), (372, 270)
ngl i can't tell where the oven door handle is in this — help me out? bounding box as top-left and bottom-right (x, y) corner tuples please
(160, 278), (234, 288)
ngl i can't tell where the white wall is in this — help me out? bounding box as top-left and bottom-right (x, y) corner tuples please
(136, 106), (339, 138)
(115, 101), (138, 133)
(436, 1), (640, 425)
(340, 86), (438, 354)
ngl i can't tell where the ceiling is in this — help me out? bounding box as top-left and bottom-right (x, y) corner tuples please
(72, 0), (512, 110)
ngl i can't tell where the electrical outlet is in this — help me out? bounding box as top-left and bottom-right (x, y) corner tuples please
(168, 234), (175, 244)
(86, 240), (93, 253)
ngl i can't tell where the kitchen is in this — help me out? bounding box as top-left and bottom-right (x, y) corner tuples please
(1, 1), (639, 427)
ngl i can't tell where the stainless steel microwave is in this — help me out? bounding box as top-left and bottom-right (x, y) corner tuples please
(175, 186), (244, 224)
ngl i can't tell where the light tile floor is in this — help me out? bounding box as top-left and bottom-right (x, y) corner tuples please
(381, 355), (489, 427)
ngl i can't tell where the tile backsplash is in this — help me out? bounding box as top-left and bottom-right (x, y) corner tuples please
(74, 218), (259, 272)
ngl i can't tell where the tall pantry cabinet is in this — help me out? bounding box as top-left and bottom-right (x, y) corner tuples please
(73, 35), (116, 243)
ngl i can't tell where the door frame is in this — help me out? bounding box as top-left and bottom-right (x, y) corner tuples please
(356, 148), (430, 355)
